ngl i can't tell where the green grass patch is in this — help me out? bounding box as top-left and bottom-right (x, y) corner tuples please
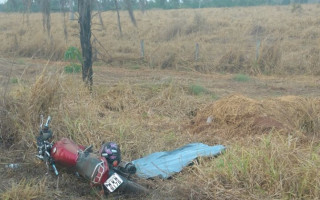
(211, 93), (219, 100)
(233, 74), (250, 82)
(64, 64), (81, 74)
(17, 59), (25, 65)
(189, 84), (210, 95)
(130, 65), (141, 70)
(10, 78), (18, 84)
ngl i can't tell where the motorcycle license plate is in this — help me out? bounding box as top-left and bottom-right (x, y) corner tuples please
(104, 173), (123, 192)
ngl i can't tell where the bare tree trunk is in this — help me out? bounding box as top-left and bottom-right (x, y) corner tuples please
(41, 0), (51, 38)
(139, 0), (145, 14)
(9, 0), (18, 11)
(124, 0), (137, 27)
(114, 0), (122, 36)
(22, 0), (31, 25)
(78, 0), (93, 88)
(69, 0), (74, 20)
(60, 0), (68, 44)
(96, 0), (105, 30)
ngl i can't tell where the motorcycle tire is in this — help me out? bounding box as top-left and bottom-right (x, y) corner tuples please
(104, 174), (149, 196)
(120, 179), (149, 195)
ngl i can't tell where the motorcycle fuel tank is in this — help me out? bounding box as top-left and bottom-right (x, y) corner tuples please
(51, 138), (85, 167)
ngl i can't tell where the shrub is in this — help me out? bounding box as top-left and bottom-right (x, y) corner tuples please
(64, 46), (82, 74)
(64, 46), (82, 63)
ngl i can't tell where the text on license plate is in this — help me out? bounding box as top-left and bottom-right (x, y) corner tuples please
(104, 173), (123, 192)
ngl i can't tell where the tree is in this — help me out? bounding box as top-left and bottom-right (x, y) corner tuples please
(125, 0), (136, 27)
(41, 0), (51, 37)
(114, 0), (122, 36)
(77, 0), (136, 89)
(22, 0), (31, 24)
(60, 0), (68, 43)
(69, 0), (74, 20)
(96, 0), (105, 30)
(78, 0), (93, 88)
(139, 0), (146, 13)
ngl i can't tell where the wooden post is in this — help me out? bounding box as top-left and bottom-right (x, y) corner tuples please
(195, 43), (199, 61)
(140, 40), (145, 59)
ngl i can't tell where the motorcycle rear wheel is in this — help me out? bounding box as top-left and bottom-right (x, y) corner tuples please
(120, 179), (149, 195)
(104, 175), (149, 197)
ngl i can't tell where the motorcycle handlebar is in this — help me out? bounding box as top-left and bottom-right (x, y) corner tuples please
(45, 116), (51, 128)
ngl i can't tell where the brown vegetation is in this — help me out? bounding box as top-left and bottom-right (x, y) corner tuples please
(1, 4), (320, 200)
(189, 94), (320, 138)
(0, 4), (320, 74)
(0, 57), (320, 199)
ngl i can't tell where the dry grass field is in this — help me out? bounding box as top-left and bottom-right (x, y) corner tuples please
(1, 4), (320, 200)
(0, 4), (320, 74)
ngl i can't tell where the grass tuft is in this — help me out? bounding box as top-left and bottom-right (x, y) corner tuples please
(188, 134), (320, 199)
(10, 78), (18, 84)
(64, 64), (82, 74)
(233, 74), (250, 82)
(1, 178), (47, 200)
(189, 84), (210, 95)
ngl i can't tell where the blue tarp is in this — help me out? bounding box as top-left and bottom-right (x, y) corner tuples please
(132, 143), (226, 179)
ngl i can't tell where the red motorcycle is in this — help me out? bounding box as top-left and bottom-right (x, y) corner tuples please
(36, 115), (149, 196)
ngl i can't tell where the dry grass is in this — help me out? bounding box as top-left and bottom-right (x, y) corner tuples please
(1, 4), (320, 200)
(190, 94), (320, 139)
(185, 134), (320, 199)
(1, 5), (320, 74)
(1, 178), (47, 200)
(0, 66), (320, 199)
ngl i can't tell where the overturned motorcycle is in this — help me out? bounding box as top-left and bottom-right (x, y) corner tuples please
(36, 115), (149, 197)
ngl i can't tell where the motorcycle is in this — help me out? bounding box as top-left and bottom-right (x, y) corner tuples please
(35, 115), (149, 196)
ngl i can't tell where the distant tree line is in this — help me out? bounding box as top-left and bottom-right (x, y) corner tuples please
(0, 0), (316, 12)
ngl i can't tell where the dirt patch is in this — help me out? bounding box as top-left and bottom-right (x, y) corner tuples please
(188, 95), (320, 138)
